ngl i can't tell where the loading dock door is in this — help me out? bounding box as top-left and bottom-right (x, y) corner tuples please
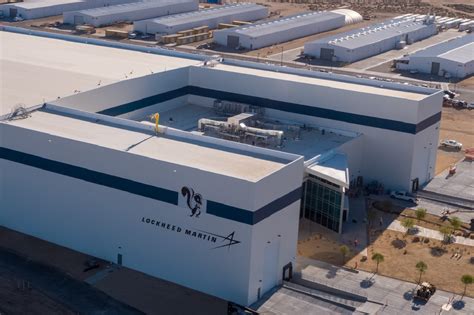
(74, 15), (84, 25)
(9, 8), (17, 18)
(227, 35), (240, 49)
(320, 48), (335, 61)
(431, 62), (440, 75)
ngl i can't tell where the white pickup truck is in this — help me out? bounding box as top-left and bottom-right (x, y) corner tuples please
(390, 191), (418, 203)
(440, 139), (463, 150)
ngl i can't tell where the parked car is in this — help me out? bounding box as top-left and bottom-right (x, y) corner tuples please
(390, 191), (418, 203)
(440, 139), (463, 150)
(443, 90), (455, 99)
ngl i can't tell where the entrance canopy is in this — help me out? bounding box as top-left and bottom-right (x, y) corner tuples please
(305, 152), (349, 188)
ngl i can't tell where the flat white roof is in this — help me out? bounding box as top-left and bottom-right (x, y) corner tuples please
(211, 64), (429, 101)
(5, 110), (290, 181)
(307, 153), (349, 188)
(0, 31), (200, 116)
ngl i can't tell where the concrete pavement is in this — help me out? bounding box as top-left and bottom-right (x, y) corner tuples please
(387, 220), (474, 246)
(296, 256), (474, 315)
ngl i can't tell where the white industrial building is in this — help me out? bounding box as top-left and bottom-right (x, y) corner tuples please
(134, 3), (268, 35)
(63, 0), (199, 27)
(396, 34), (474, 79)
(0, 0), (136, 20)
(213, 9), (362, 50)
(304, 16), (438, 63)
(1, 28), (443, 307)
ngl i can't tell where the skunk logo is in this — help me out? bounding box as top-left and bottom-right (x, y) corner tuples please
(181, 186), (202, 218)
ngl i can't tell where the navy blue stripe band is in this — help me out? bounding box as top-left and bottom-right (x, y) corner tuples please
(97, 86), (189, 116)
(0, 148), (300, 225)
(96, 86), (441, 135)
(206, 187), (301, 225)
(0, 147), (178, 205)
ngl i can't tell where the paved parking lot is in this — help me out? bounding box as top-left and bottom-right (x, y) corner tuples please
(423, 160), (474, 202)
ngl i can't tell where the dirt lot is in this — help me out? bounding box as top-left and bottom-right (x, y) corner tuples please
(436, 107), (474, 174)
(298, 228), (474, 297)
(0, 274), (75, 315)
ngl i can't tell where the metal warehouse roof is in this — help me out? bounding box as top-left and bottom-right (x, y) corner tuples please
(308, 17), (433, 50)
(223, 11), (344, 37)
(6, 0), (84, 9)
(409, 34), (474, 64)
(74, 0), (192, 17)
(144, 3), (264, 27)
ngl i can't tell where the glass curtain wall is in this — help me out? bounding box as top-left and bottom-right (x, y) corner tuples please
(301, 174), (342, 233)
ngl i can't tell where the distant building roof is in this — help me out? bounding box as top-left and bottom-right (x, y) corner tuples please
(6, 0), (84, 9)
(221, 11), (345, 38)
(308, 17), (434, 50)
(74, 0), (193, 18)
(409, 34), (474, 64)
(144, 3), (265, 27)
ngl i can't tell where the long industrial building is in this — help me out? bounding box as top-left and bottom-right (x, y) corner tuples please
(304, 16), (438, 63)
(133, 3), (268, 35)
(63, 0), (199, 27)
(0, 0), (136, 20)
(213, 9), (362, 50)
(1, 27), (442, 308)
(396, 34), (474, 79)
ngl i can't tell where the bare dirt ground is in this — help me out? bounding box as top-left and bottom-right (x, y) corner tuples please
(298, 228), (474, 298)
(0, 227), (109, 281)
(436, 107), (474, 174)
(0, 274), (75, 315)
(0, 227), (225, 315)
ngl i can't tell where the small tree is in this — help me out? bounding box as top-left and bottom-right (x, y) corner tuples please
(439, 225), (454, 244)
(461, 275), (473, 300)
(449, 216), (462, 231)
(416, 261), (428, 284)
(371, 253), (384, 274)
(415, 208), (427, 223)
(401, 218), (415, 236)
(339, 245), (350, 265)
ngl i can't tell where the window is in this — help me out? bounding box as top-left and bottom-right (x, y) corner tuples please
(301, 177), (343, 233)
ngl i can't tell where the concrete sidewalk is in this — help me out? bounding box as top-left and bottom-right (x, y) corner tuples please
(387, 220), (474, 247)
(296, 256), (474, 315)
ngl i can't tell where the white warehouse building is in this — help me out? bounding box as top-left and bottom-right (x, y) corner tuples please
(304, 16), (438, 63)
(0, 0), (136, 20)
(213, 9), (362, 50)
(1, 28), (443, 308)
(396, 34), (474, 79)
(63, 0), (199, 27)
(133, 3), (268, 35)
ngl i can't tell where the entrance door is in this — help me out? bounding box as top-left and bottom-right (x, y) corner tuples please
(431, 62), (440, 75)
(9, 8), (17, 18)
(320, 48), (334, 61)
(227, 35), (240, 49)
(262, 239), (279, 294)
(117, 253), (123, 266)
(412, 178), (419, 193)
